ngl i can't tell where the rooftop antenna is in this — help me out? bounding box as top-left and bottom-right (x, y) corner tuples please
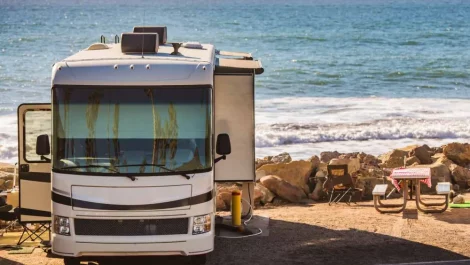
(141, 8), (145, 59)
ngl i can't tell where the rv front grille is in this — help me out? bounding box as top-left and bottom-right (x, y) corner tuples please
(74, 218), (189, 236)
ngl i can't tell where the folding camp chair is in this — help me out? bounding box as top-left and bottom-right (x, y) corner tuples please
(13, 209), (51, 245)
(0, 207), (17, 235)
(323, 164), (362, 205)
(0, 208), (50, 245)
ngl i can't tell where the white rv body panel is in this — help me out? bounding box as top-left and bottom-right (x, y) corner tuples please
(52, 231), (214, 257)
(52, 43), (215, 87)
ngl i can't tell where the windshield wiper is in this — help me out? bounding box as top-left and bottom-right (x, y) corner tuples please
(60, 165), (137, 181)
(114, 163), (191, 180)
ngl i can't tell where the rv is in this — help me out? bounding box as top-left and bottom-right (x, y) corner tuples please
(17, 26), (263, 264)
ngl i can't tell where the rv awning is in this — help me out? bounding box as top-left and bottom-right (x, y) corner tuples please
(215, 58), (264, 75)
(217, 50), (253, 60)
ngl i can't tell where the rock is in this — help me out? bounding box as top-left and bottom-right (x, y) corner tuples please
(216, 194), (227, 211)
(255, 156), (273, 170)
(378, 149), (409, 168)
(448, 163), (470, 184)
(320, 151), (340, 163)
(315, 170), (326, 179)
(0, 179), (5, 187)
(260, 175), (304, 203)
(410, 145), (433, 164)
(4, 180), (13, 190)
(453, 194), (465, 204)
(255, 170), (266, 182)
(310, 177), (326, 201)
(0, 163), (15, 173)
(257, 160), (315, 196)
(329, 158), (361, 175)
(410, 160), (452, 193)
(254, 183), (275, 204)
(271, 152), (292, 164)
(355, 177), (393, 199)
(405, 156), (421, 166)
(309, 155), (321, 170)
(255, 153), (294, 169)
(318, 162), (328, 173)
(358, 153), (380, 167)
(0, 172), (14, 181)
(218, 191), (232, 208)
(444, 143), (470, 166)
(431, 146), (443, 155)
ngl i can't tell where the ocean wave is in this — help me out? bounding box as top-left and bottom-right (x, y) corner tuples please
(255, 118), (470, 148)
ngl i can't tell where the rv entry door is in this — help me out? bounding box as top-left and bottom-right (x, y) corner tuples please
(214, 74), (255, 182)
(17, 104), (52, 222)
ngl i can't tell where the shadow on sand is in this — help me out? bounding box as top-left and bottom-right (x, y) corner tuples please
(69, 217), (469, 265)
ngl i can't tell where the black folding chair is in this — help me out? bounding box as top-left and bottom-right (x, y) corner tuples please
(324, 164), (362, 205)
(14, 209), (51, 245)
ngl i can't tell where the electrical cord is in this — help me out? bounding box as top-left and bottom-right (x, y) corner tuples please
(215, 198), (263, 239)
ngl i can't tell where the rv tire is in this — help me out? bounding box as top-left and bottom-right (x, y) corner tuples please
(63, 257), (80, 265)
(189, 254), (207, 265)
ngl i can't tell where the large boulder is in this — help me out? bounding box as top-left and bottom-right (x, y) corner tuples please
(378, 149), (409, 168)
(255, 157), (273, 170)
(410, 160), (452, 193)
(260, 175), (304, 203)
(254, 183), (276, 204)
(255, 152), (293, 169)
(358, 152), (380, 167)
(405, 156), (421, 166)
(448, 163), (470, 184)
(329, 158), (360, 175)
(310, 176), (326, 201)
(320, 151), (341, 163)
(444, 143), (470, 166)
(410, 145), (433, 164)
(271, 152), (292, 164)
(216, 194), (227, 211)
(309, 155), (321, 170)
(256, 160), (315, 195)
(355, 177), (394, 199)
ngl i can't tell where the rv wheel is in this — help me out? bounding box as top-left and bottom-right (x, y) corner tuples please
(189, 254), (207, 265)
(63, 257), (81, 265)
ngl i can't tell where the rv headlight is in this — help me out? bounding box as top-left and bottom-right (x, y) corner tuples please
(54, 216), (70, 236)
(192, 214), (211, 235)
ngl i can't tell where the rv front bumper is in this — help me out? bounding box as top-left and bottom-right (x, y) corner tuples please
(51, 232), (214, 257)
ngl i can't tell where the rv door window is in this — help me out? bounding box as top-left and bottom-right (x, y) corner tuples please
(52, 86), (212, 176)
(24, 110), (51, 162)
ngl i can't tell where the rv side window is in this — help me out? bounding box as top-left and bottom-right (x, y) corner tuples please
(24, 110), (51, 162)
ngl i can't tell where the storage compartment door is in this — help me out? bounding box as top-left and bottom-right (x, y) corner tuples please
(214, 74), (255, 182)
(17, 104), (52, 222)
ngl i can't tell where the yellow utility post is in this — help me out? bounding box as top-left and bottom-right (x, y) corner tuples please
(231, 190), (242, 227)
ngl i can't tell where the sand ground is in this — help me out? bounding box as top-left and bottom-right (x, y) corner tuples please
(0, 195), (469, 265)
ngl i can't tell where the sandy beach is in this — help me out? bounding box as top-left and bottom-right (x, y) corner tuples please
(1, 196), (470, 265)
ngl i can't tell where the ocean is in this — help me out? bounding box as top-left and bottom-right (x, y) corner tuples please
(1, 0), (470, 163)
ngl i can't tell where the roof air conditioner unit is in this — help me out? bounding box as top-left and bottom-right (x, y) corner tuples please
(133, 26), (167, 45)
(121, 33), (159, 54)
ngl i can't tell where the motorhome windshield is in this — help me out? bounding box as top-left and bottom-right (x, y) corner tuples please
(52, 86), (211, 175)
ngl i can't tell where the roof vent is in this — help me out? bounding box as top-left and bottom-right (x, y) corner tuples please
(86, 43), (109, 50)
(183, 42), (203, 49)
(121, 33), (159, 54)
(133, 26), (167, 45)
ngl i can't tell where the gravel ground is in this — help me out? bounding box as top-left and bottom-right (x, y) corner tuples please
(1, 195), (470, 265)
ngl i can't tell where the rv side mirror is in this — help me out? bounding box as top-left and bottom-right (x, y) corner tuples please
(36, 134), (50, 156)
(216, 134), (231, 155)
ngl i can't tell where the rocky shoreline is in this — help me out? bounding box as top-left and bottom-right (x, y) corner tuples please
(2, 143), (470, 211)
(217, 142), (470, 211)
